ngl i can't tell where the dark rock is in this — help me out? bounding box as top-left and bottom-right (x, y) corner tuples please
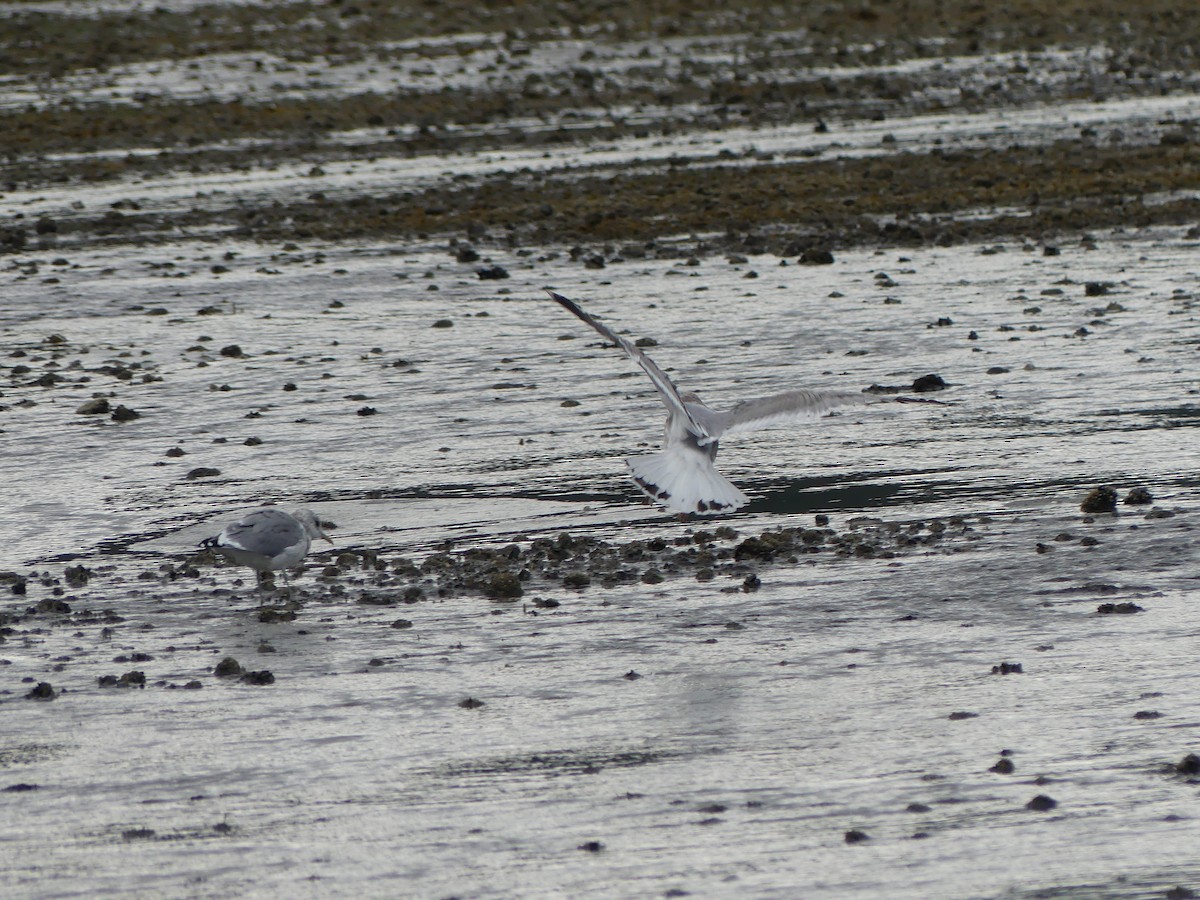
(990, 758), (1016, 774)
(240, 670), (275, 685)
(431, 318), (453, 328)
(562, 572), (590, 589)
(1097, 602), (1143, 615)
(991, 662), (1023, 675)
(455, 245), (480, 263)
(25, 682), (56, 701)
(110, 405), (140, 422)
(799, 248), (835, 265)
(185, 467), (221, 479)
(486, 572), (522, 599)
(214, 657), (243, 677)
(1025, 794), (1057, 811)
(1174, 754), (1200, 776)
(1080, 486), (1118, 514)
(458, 697), (485, 709)
(844, 830), (870, 844)
(219, 344), (244, 358)
(911, 373), (947, 392)
(1123, 486), (1153, 505)
(476, 265), (509, 280)
(75, 398), (111, 415)
(577, 841), (604, 852)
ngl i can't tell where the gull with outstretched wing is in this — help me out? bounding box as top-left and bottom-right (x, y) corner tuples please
(547, 290), (871, 515)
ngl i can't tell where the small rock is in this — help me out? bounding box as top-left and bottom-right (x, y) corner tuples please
(458, 697), (485, 709)
(431, 319), (453, 328)
(911, 373), (947, 392)
(1097, 602), (1143, 615)
(75, 398), (111, 415)
(476, 265), (509, 280)
(1123, 486), (1153, 505)
(577, 840), (604, 852)
(1174, 754), (1200, 776)
(240, 670), (275, 685)
(214, 657), (243, 677)
(799, 249), (835, 265)
(186, 467), (221, 480)
(991, 662), (1023, 675)
(843, 830), (870, 844)
(110, 405), (140, 422)
(1080, 486), (1117, 514)
(486, 572), (522, 599)
(25, 682), (57, 701)
(990, 758), (1016, 774)
(1025, 794), (1057, 812)
(219, 345), (243, 358)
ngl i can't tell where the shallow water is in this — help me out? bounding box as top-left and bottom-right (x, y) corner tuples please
(3, 7), (1200, 898)
(4, 226), (1199, 898)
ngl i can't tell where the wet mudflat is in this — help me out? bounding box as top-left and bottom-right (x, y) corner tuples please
(3, 2), (1200, 898)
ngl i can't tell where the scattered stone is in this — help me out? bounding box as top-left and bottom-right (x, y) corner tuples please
(1133, 710), (1163, 720)
(577, 840), (604, 852)
(1097, 602), (1143, 615)
(1080, 486), (1118, 514)
(991, 662), (1023, 675)
(843, 830), (870, 844)
(990, 758), (1016, 774)
(122, 828), (156, 841)
(64, 565), (92, 587)
(799, 249), (835, 265)
(214, 657), (243, 677)
(948, 711), (978, 720)
(75, 398), (111, 415)
(623, 670), (642, 680)
(1124, 487), (1153, 505)
(476, 265), (509, 280)
(905, 803), (931, 813)
(110, 405), (140, 422)
(1025, 794), (1057, 812)
(1084, 281), (1111, 296)
(432, 319), (453, 328)
(912, 373), (947, 392)
(390, 618), (414, 629)
(356, 406), (377, 416)
(458, 697), (485, 709)
(240, 670), (275, 685)
(25, 682), (56, 701)
(1174, 754), (1200, 777)
(219, 345), (244, 358)
(3, 784), (39, 792)
(562, 572), (590, 589)
(185, 467), (221, 479)
(486, 572), (522, 599)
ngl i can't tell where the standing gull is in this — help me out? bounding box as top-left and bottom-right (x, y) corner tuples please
(200, 507), (333, 592)
(547, 290), (870, 515)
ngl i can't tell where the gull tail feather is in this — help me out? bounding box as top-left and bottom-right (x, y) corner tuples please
(626, 449), (748, 515)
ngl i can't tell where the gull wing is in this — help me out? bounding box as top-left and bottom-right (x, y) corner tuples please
(714, 388), (869, 438)
(547, 290), (711, 439)
(219, 509), (304, 556)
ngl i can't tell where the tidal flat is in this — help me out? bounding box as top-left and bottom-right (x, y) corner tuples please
(2, 3), (1199, 898)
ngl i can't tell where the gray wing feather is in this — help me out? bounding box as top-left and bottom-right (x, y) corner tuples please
(547, 290), (712, 440)
(219, 509), (304, 556)
(715, 389), (868, 437)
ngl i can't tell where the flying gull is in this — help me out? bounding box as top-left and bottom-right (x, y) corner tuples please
(201, 507), (333, 591)
(547, 290), (871, 515)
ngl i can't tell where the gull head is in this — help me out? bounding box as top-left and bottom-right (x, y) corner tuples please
(293, 508), (335, 544)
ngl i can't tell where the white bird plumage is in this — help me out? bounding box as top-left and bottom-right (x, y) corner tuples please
(547, 290), (870, 515)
